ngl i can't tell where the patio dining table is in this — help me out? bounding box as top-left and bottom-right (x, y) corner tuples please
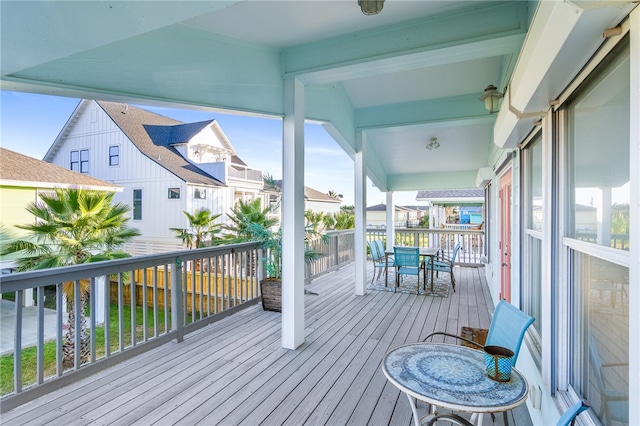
(385, 247), (440, 291)
(382, 342), (529, 426)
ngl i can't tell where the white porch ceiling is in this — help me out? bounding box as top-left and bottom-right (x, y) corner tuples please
(1, 0), (631, 193)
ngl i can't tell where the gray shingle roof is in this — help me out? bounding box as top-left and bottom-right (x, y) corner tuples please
(0, 147), (121, 190)
(97, 101), (225, 187)
(416, 189), (484, 199)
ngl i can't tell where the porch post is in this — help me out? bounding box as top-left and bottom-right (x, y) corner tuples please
(354, 131), (367, 296)
(282, 77), (305, 349)
(386, 192), (395, 251)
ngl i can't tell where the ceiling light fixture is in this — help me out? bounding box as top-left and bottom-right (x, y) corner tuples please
(426, 137), (440, 150)
(358, 0), (384, 15)
(480, 84), (503, 114)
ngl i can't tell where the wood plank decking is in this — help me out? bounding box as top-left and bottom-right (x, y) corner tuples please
(1, 265), (532, 426)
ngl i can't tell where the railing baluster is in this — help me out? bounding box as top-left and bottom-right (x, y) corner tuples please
(89, 277), (96, 362)
(14, 290), (23, 393)
(142, 268), (148, 342)
(37, 286), (45, 384)
(74, 279), (81, 369)
(152, 266), (158, 338)
(130, 270), (136, 347)
(118, 273), (124, 352)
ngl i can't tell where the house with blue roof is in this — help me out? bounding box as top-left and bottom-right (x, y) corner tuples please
(43, 100), (264, 254)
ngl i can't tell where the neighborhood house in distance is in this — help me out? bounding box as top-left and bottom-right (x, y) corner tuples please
(0, 147), (122, 274)
(43, 100), (340, 255)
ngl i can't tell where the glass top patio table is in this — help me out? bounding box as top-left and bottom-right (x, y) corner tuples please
(382, 342), (529, 426)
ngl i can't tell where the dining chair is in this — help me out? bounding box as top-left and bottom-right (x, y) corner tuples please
(367, 240), (394, 285)
(424, 243), (461, 291)
(393, 246), (425, 292)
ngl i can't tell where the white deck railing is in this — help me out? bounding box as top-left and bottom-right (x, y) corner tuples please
(366, 228), (485, 265)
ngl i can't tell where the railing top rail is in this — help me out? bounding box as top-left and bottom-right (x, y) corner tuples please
(0, 241), (262, 293)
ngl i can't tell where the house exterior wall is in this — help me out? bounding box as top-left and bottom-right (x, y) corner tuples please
(0, 186), (37, 237)
(305, 200), (340, 215)
(46, 101), (229, 248)
(484, 7), (639, 425)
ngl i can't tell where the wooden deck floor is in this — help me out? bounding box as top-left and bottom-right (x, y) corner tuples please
(2, 265), (532, 426)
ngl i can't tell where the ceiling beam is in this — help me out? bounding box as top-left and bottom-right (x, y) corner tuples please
(283, 2), (529, 85)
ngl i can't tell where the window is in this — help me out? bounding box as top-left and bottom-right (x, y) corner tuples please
(570, 252), (628, 425)
(194, 188), (206, 199)
(565, 38), (629, 425)
(80, 149), (89, 173)
(133, 189), (142, 220)
(522, 134), (543, 343)
(567, 39), (630, 251)
(168, 188), (180, 199)
(109, 146), (119, 166)
(70, 151), (79, 171)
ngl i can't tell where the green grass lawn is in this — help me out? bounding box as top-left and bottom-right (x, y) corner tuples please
(0, 303), (169, 395)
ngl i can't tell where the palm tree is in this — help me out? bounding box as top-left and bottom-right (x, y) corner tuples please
(222, 198), (278, 240)
(171, 208), (222, 249)
(0, 188), (140, 368)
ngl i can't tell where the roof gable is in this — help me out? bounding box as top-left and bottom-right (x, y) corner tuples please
(97, 101), (225, 187)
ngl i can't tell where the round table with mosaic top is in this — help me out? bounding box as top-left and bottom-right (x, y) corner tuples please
(382, 342), (528, 426)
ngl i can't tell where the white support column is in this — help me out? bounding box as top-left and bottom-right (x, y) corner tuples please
(282, 78), (306, 350)
(386, 192), (395, 251)
(354, 131), (367, 296)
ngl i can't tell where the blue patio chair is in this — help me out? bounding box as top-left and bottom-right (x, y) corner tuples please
(424, 299), (534, 425)
(367, 240), (394, 285)
(394, 246), (425, 292)
(424, 243), (461, 292)
(424, 300), (534, 365)
(557, 400), (590, 426)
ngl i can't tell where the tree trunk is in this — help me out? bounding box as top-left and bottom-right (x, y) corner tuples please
(62, 291), (90, 369)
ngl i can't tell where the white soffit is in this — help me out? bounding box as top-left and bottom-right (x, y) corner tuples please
(494, 1), (636, 149)
(494, 1), (583, 149)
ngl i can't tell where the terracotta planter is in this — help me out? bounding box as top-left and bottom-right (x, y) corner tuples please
(260, 278), (281, 312)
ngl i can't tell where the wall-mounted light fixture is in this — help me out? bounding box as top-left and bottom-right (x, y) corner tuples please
(480, 84), (503, 114)
(426, 137), (440, 150)
(358, 0), (384, 15)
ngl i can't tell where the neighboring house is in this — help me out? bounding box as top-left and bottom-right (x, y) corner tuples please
(270, 180), (342, 216)
(366, 204), (427, 228)
(416, 189), (484, 229)
(0, 147), (121, 307)
(44, 100), (264, 254)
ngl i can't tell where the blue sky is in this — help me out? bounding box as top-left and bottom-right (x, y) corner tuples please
(1, 90), (421, 206)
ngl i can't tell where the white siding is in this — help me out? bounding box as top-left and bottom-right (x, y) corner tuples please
(47, 101), (230, 246)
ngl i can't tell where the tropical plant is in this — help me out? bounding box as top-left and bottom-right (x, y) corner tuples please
(0, 188), (140, 368)
(333, 211), (355, 230)
(240, 221), (328, 280)
(222, 198), (278, 241)
(170, 208), (222, 249)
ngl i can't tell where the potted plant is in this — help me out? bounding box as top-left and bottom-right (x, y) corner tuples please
(241, 222), (327, 312)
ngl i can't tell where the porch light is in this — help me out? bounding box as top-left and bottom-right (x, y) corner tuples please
(480, 84), (503, 114)
(426, 137), (440, 150)
(358, 0), (384, 15)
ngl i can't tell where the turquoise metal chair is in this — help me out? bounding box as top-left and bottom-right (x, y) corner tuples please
(424, 299), (535, 366)
(394, 246), (425, 292)
(557, 400), (590, 426)
(424, 300), (534, 425)
(424, 243), (461, 291)
(367, 240), (394, 285)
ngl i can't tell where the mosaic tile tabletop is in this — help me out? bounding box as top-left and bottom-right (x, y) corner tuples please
(382, 343), (528, 412)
